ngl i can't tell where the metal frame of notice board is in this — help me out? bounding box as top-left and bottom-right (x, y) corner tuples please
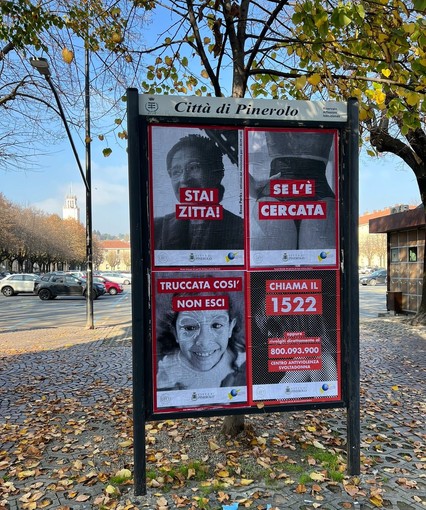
(127, 90), (359, 495)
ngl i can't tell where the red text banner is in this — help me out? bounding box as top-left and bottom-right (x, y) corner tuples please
(270, 179), (315, 198)
(157, 277), (243, 293)
(266, 279), (322, 293)
(179, 188), (220, 203)
(258, 201), (327, 220)
(268, 358), (323, 372)
(266, 294), (323, 315)
(172, 295), (229, 312)
(268, 344), (322, 358)
(176, 204), (223, 220)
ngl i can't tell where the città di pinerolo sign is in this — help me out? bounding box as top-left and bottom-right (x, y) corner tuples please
(139, 94), (347, 122)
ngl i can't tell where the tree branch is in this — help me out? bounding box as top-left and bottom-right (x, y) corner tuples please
(186, 0), (222, 97)
(246, 67), (425, 93)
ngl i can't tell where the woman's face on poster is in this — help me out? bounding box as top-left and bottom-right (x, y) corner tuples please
(175, 309), (236, 371)
(168, 146), (222, 199)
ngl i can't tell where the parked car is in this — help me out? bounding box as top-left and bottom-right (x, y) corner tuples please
(0, 273), (40, 297)
(99, 271), (131, 285)
(66, 271), (86, 279)
(35, 274), (106, 300)
(82, 275), (123, 295)
(359, 269), (387, 286)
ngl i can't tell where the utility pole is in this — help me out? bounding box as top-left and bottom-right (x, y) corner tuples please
(30, 56), (94, 329)
(85, 48), (94, 329)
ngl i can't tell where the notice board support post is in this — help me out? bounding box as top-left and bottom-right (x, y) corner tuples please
(345, 97), (360, 475)
(127, 88), (147, 496)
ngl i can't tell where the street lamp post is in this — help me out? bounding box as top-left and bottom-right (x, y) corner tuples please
(30, 57), (94, 329)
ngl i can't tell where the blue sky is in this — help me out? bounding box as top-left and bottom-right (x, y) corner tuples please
(1, 135), (420, 236)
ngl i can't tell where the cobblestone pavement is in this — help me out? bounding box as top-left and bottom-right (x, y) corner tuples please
(0, 316), (425, 510)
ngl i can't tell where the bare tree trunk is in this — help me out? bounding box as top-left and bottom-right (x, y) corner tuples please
(221, 414), (245, 436)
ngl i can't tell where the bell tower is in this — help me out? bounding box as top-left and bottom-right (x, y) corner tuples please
(63, 187), (80, 222)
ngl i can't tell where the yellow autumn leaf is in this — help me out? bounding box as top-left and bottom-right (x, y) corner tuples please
(306, 425), (317, 432)
(374, 91), (386, 104)
(116, 468), (132, 479)
(119, 439), (133, 447)
(105, 485), (119, 495)
(359, 107), (369, 121)
(295, 75), (307, 90)
(402, 23), (415, 34)
(381, 68), (391, 77)
(406, 92), (420, 106)
(370, 494), (384, 507)
(240, 478), (254, 485)
(217, 469), (230, 477)
(307, 74), (321, 86)
(22, 503), (36, 510)
(61, 48), (74, 64)
(391, 385), (399, 391)
(111, 32), (123, 43)
(73, 460), (83, 470)
(201, 69), (209, 78)
(310, 471), (326, 481)
(208, 439), (220, 451)
(256, 402), (265, 409)
(17, 470), (35, 479)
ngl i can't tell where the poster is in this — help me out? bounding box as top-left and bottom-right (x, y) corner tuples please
(247, 129), (339, 268)
(249, 270), (341, 404)
(150, 125), (244, 267)
(153, 271), (247, 411)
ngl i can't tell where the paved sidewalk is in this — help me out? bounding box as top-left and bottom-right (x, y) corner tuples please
(0, 316), (425, 509)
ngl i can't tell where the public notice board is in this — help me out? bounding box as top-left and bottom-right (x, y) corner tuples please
(140, 95), (346, 415)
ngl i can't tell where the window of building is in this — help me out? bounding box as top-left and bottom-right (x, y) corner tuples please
(391, 248), (399, 262)
(409, 247), (418, 262)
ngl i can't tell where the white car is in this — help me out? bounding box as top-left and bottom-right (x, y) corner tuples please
(100, 272), (131, 285)
(0, 273), (40, 297)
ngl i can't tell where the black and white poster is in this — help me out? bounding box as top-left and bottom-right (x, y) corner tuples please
(153, 271), (247, 411)
(150, 125), (244, 267)
(247, 129), (339, 268)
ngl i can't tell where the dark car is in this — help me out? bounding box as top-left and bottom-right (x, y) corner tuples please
(359, 269), (387, 286)
(35, 274), (106, 300)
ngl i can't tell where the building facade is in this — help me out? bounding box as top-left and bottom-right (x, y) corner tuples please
(98, 240), (131, 271)
(358, 209), (389, 269)
(369, 205), (424, 314)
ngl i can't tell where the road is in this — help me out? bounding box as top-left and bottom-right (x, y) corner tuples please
(358, 283), (387, 317)
(0, 283), (387, 334)
(0, 287), (132, 333)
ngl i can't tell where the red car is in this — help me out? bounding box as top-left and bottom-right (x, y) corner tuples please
(92, 275), (123, 295)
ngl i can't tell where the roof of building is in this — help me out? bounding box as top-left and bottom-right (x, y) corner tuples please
(359, 205), (417, 226)
(100, 240), (131, 249)
(369, 204), (424, 233)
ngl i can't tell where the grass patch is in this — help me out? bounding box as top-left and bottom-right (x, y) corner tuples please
(146, 460), (211, 490)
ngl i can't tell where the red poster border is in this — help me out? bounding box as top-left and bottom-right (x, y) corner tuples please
(148, 125), (342, 414)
